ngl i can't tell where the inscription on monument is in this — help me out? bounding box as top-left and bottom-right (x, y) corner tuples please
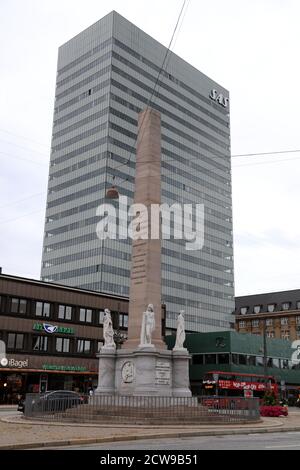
(131, 241), (147, 285)
(155, 361), (171, 385)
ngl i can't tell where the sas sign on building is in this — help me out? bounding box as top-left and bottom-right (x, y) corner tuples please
(209, 89), (229, 108)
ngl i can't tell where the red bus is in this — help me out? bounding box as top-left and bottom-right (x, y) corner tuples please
(202, 371), (278, 399)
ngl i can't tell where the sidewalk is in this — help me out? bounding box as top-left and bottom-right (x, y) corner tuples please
(1, 412), (300, 449)
(0, 405), (17, 410)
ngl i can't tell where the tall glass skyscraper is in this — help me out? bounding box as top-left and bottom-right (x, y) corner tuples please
(41, 11), (234, 332)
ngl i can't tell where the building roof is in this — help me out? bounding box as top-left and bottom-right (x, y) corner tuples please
(0, 272), (128, 301)
(235, 289), (300, 314)
(166, 330), (293, 357)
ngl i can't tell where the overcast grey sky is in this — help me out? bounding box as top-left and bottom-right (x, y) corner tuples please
(0, 0), (300, 296)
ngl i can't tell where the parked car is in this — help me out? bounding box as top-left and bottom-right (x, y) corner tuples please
(17, 390), (86, 414)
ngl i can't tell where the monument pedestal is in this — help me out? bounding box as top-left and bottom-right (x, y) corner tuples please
(95, 346), (191, 397)
(172, 350), (192, 397)
(95, 347), (116, 395)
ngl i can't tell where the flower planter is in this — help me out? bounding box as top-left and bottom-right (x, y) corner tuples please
(260, 405), (288, 417)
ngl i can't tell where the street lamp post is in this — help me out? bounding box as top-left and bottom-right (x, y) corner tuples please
(263, 319), (268, 382)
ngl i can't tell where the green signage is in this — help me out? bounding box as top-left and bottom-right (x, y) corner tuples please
(42, 364), (87, 372)
(32, 323), (75, 335)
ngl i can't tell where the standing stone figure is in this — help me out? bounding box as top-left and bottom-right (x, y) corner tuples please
(103, 309), (116, 349)
(140, 304), (155, 347)
(174, 310), (186, 350)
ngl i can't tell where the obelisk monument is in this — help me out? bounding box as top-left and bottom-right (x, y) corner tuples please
(125, 108), (165, 351)
(95, 107), (191, 397)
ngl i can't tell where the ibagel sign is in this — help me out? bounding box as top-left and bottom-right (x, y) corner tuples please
(5, 358), (29, 369)
(209, 89), (229, 108)
(0, 358), (29, 369)
(0, 340), (29, 369)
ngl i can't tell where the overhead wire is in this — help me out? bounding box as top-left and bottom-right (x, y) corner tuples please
(109, 0), (190, 183)
(0, 128), (48, 148)
(0, 138), (48, 157)
(0, 150), (48, 167)
(0, 191), (46, 211)
(0, 209), (44, 226)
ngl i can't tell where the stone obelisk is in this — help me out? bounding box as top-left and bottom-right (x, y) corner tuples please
(95, 107), (191, 397)
(125, 108), (165, 351)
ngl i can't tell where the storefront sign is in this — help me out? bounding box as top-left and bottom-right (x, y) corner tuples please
(209, 89), (229, 108)
(0, 358), (29, 369)
(33, 323), (75, 335)
(218, 379), (276, 392)
(42, 364), (87, 372)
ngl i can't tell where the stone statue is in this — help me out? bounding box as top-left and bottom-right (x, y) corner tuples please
(174, 310), (186, 350)
(140, 304), (155, 347)
(103, 309), (116, 349)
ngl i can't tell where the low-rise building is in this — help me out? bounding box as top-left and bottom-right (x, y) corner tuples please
(0, 273), (128, 403)
(166, 331), (300, 402)
(235, 290), (300, 341)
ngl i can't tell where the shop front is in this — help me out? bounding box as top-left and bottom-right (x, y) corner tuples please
(0, 355), (98, 404)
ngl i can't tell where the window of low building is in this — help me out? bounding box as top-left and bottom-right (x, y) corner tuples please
(272, 358), (280, 368)
(7, 333), (24, 350)
(99, 310), (105, 324)
(218, 354), (230, 364)
(231, 354), (239, 365)
(77, 339), (91, 354)
(247, 355), (256, 366)
(32, 335), (48, 352)
(58, 305), (72, 321)
(281, 331), (290, 340)
(267, 304), (276, 313)
(281, 317), (289, 326)
(267, 358), (273, 367)
(10, 298), (27, 314)
(192, 355), (204, 365)
(252, 320), (260, 328)
(253, 305), (261, 314)
(281, 359), (290, 369)
(119, 313), (128, 328)
(256, 356), (264, 367)
(239, 321), (246, 328)
(56, 337), (70, 353)
(79, 308), (92, 323)
(240, 307), (248, 315)
(267, 331), (275, 338)
(282, 302), (290, 311)
(205, 354), (217, 364)
(35, 301), (50, 318)
(266, 319), (273, 327)
(238, 354), (247, 365)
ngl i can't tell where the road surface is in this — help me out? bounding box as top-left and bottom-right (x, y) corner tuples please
(47, 431), (300, 450)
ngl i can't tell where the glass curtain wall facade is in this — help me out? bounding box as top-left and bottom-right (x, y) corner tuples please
(41, 11), (234, 332)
